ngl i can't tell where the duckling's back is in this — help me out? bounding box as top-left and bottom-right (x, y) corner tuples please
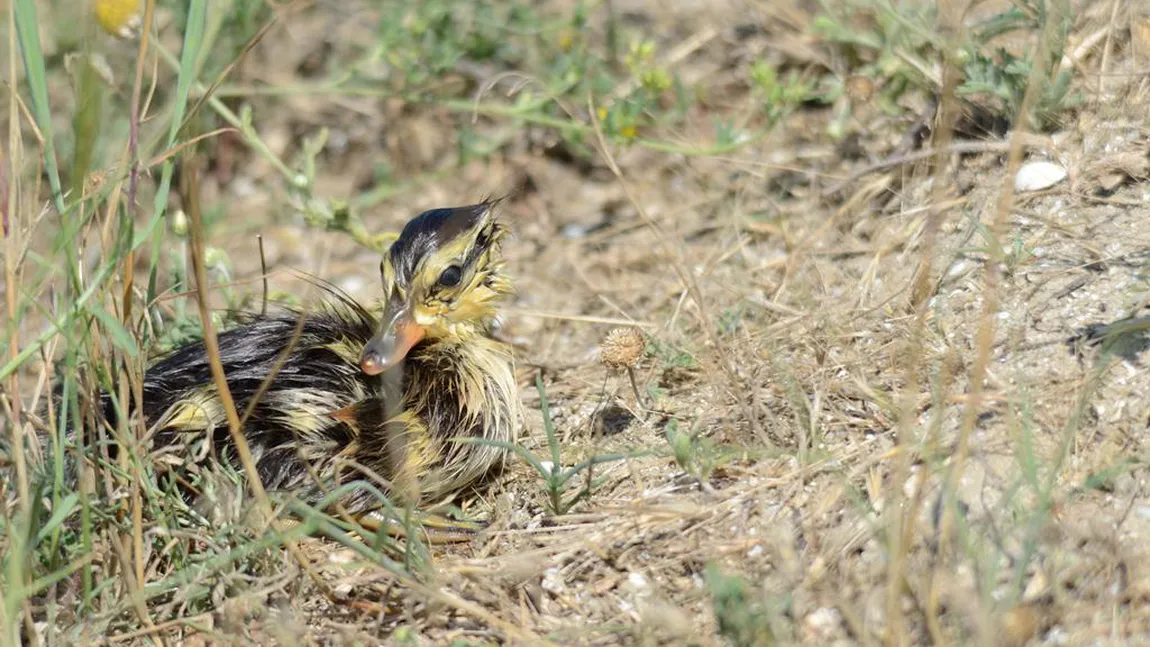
(141, 301), (386, 504)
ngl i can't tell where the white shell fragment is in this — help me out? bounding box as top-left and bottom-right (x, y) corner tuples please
(1014, 161), (1068, 192)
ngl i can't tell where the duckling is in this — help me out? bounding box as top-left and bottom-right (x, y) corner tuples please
(77, 200), (521, 516)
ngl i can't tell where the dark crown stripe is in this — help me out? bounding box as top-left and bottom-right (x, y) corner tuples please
(388, 202), (495, 285)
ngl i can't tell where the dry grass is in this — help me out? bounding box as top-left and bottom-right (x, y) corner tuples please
(4, 0), (1150, 645)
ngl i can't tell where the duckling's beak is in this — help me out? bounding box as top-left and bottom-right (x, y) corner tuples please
(360, 299), (426, 376)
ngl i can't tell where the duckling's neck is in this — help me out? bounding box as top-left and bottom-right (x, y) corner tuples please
(401, 329), (520, 499)
(408, 332), (514, 404)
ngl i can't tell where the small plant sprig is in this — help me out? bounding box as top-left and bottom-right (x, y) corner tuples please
(705, 563), (778, 646)
(665, 418), (718, 491)
(749, 61), (817, 125)
(465, 375), (631, 516)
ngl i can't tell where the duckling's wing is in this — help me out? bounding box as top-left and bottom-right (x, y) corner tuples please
(142, 308), (383, 500)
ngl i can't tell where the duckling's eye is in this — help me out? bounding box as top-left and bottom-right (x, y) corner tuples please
(437, 265), (463, 288)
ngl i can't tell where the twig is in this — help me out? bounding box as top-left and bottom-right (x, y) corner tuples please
(3, 0), (29, 526)
(1096, 0), (1122, 97)
(173, 17), (279, 147)
(108, 531), (163, 647)
(257, 234), (268, 316)
(101, 614), (213, 644)
(122, 4), (161, 641)
(501, 308), (655, 328)
(212, 82), (756, 158)
(819, 135), (1055, 199)
(584, 373), (611, 516)
(623, 366), (648, 417)
(144, 127), (238, 168)
(1058, 25), (1111, 73)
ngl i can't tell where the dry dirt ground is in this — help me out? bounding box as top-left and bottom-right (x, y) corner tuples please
(8, 0), (1150, 645)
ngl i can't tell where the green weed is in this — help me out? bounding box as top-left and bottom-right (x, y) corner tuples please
(749, 61), (819, 124)
(645, 337), (699, 370)
(467, 376), (632, 516)
(665, 418), (719, 486)
(705, 563), (780, 647)
(814, 0), (1078, 131)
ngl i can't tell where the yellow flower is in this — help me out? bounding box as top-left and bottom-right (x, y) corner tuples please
(95, 0), (143, 40)
(620, 125), (637, 139)
(558, 29), (574, 52)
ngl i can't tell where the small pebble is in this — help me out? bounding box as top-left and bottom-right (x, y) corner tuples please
(1015, 161), (1068, 192)
(542, 567), (566, 593)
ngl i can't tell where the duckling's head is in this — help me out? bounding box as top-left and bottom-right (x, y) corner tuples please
(360, 200), (510, 376)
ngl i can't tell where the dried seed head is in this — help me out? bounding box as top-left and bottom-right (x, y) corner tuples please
(843, 74), (875, 103)
(600, 327), (646, 369)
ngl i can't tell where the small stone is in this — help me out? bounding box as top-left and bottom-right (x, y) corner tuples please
(541, 567), (566, 593)
(171, 210), (189, 237)
(333, 582), (353, 599)
(1023, 569), (1048, 601)
(1015, 161), (1068, 192)
(327, 548), (357, 565)
(1000, 603), (1042, 647)
(561, 224), (590, 238)
(803, 607), (844, 641)
(903, 465), (923, 499)
(844, 75), (875, 103)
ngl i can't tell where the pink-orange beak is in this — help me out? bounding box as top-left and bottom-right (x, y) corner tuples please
(360, 301), (426, 376)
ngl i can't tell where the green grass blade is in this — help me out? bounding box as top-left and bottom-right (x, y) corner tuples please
(556, 452), (641, 486)
(69, 51), (104, 199)
(22, 554), (95, 599)
(158, 0), (209, 196)
(89, 305), (140, 357)
(456, 436), (550, 477)
(13, 0), (66, 213)
(33, 493), (80, 546)
(135, 521), (315, 604)
(535, 374), (562, 466)
(147, 0), (209, 300)
(0, 239), (128, 381)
